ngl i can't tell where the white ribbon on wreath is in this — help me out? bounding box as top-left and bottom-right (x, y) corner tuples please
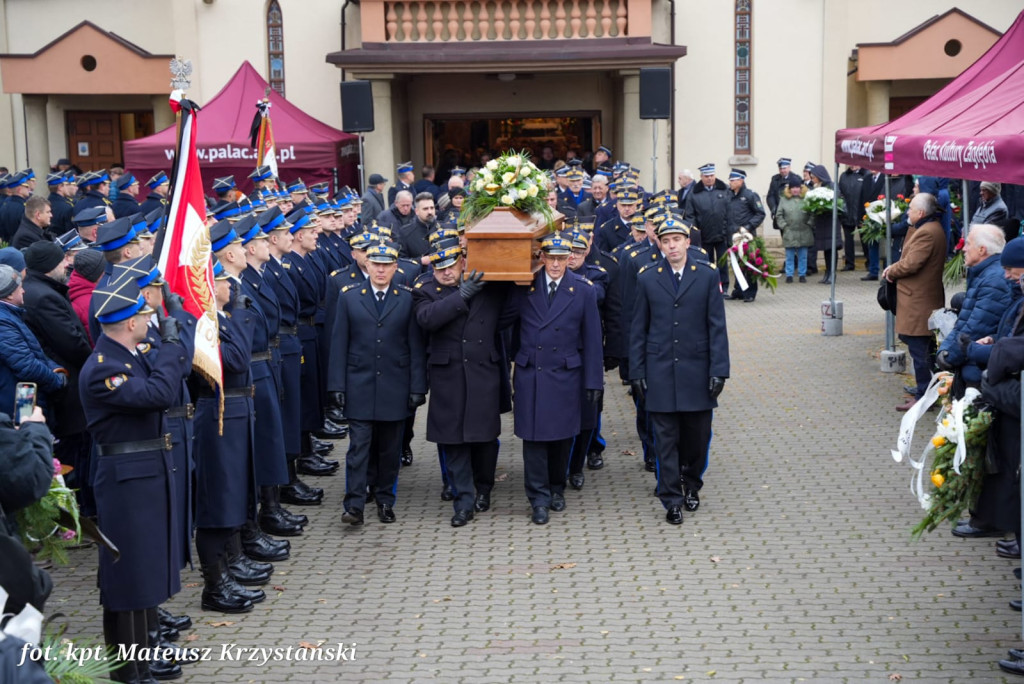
(727, 228), (779, 291)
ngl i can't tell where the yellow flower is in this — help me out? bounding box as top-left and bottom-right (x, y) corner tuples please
(501, 194), (514, 205)
(502, 171), (517, 185)
(526, 184), (539, 198)
(520, 166), (531, 178)
(931, 436), (946, 447)
(931, 472), (945, 488)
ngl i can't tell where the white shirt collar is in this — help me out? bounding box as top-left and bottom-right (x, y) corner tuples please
(545, 273), (563, 290)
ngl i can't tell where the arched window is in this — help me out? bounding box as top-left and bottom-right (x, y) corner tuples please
(267, 0), (285, 96)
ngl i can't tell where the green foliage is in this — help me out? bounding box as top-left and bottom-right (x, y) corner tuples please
(716, 233), (780, 293)
(17, 475), (81, 565)
(943, 250), (966, 287)
(40, 619), (121, 683)
(912, 405), (991, 538)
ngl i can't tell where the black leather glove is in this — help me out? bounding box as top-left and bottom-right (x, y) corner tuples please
(603, 356), (620, 372)
(162, 284), (185, 315)
(156, 308), (181, 345)
(458, 270), (485, 300)
(585, 389), (603, 406)
(232, 293), (253, 311)
(957, 332), (973, 354)
(709, 376), (726, 400)
(408, 393), (427, 410)
(935, 349), (954, 371)
(629, 379), (646, 405)
(329, 391), (345, 414)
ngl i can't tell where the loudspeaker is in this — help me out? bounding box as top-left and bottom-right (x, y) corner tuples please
(340, 81), (374, 133)
(639, 68), (672, 120)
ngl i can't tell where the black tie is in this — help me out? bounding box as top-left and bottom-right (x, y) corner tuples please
(548, 281), (558, 303)
(375, 290), (385, 313)
(674, 272), (682, 290)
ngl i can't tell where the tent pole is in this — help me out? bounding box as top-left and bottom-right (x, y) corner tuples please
(828, 162), (839, 322)
(357, 133), (366, 193)
(884, 175), (895, 351)
(961, 178), (970, 239)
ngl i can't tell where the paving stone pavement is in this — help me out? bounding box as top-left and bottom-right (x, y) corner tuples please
(44, 272), (1024, 683)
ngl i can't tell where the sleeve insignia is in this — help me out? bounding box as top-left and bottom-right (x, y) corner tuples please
(414, 282), (423, 289)
(104, 374), (128, 391)
(341, 283), (359, 293)
(330, 270), (340, 277)
(136, 342), (152, 354)
(282, 262), (291, 269)
(97, 354), (104, 363)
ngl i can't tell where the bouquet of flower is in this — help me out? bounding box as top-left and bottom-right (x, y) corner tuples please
(943, 236), (966, 286)
(717, 228), (780, 293)
(460, 150), (554, 229)
(801, 186), (846, 216)
(858, 197), (903, 245)
(17, 458), (81, 565)
(912, 377), (991, 538)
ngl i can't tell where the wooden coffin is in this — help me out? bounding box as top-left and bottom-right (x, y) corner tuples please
(464, 207), (563, 285)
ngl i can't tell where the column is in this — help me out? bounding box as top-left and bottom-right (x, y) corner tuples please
(45, 98), (67, 168)
(151, 95), (176, 133)
(354, 75), (395, 192)
(864, 80), (891, 126)
(619, 70), (670, 193)
(23, 95), (49, 191)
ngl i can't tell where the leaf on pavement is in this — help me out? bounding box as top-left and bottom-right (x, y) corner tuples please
(710, 556), (721, 563)
(552, 563), (577, 570)
(622, 450), (636, 456)
(298, 641), (321, 650)
(495, 472), (509, 482)
(273, 585), (286, 591)
(209, 621), (235, 627)
(184, 634), (198, 642)
(184, 582), (201, 588)
(888, 675), (902, 681)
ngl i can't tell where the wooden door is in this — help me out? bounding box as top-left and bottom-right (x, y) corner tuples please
(66, 111), (122, 172)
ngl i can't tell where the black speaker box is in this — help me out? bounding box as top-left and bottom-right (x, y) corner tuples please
(340, 81), (374, 133)
(639, 68), (671, 120)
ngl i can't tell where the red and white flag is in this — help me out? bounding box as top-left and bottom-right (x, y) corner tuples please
(250, 99), (279, 178)
(157, 90), (222, 390)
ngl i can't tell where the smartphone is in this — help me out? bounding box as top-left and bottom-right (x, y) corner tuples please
(14, 382), (37, 425)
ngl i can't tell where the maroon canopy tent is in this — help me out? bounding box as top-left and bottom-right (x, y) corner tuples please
(835, 9), (1024, 184)
(124, 61), (359, 195)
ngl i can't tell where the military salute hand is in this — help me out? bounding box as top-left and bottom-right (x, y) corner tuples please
(408, 393), (427, 411)
(155, 306), (182, 345)
(329, 392), (346, 414)
(458, 270), (485, 300)
(709, 377), (726, 400)
(162, 284), (186, 315)
(629, 378), (646, 405)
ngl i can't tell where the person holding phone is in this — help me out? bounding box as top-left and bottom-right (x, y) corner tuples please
(0, 264), (67, 419)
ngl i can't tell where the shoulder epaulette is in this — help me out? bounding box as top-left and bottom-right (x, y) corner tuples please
(638, 263), (655, 275)
(414, 282), (423, 289)
(580, 277), (593, 286)
(341, 283), (359, 293)
(282, 262), (291, 269)
(629, 251), (638, 258)
(397, 284), (414, 294)
(330, 270), (340, 277)
(595, 265), (607, 273)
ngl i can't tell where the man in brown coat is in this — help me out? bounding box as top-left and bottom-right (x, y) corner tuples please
(883, 193), (947, 411)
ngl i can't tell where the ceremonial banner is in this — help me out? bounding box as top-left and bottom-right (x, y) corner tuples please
(250, 98), (279, 178)
(157, 90), (222, 391)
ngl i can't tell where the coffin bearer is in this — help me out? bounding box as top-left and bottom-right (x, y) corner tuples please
(412, 242), (511, 527)
(629, 218), (730, 525)
(507, 233), (604, 524)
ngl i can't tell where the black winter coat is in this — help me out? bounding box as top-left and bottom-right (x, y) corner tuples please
(684, 179), (731, 243)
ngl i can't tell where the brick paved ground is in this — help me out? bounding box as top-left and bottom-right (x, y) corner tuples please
(44, 273), (1024, 683)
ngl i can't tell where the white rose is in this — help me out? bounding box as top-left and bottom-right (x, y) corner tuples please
(526, 184), (538, 198)
(486, 159), (499, 171)
(501, 194), (514, 205)
(506, 155), (520, 166)
(519, 166), (531, 178)
(502, 171), (516, 185)
(474, 180), (485, 192)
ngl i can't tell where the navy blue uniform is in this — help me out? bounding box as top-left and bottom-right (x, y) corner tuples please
(283, 252), (323, 433)
(0, 196), (25, 242)
(48, 193), (75, 234)
(74, 191), (112, 216)
(630, 257), (730, 507)
(265, 257), (302, 455)
(328, 281), (427, 513)
(79, 334), (191, 611)
(138, 193), (167, 216)
(112, 193), (141, 219)
(596, 215), (630, 254)
(194, 309), (255, 528)
(506, 270), (603, 508)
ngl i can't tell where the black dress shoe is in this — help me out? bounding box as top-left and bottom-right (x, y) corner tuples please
(312, 437), (337, 453)
(999, 541), (1022, 559)
(998, 539), (1018, 550)
(1013, 600), (1023, 612)
(310, 450), (340, 467)
(807, 267), (819, 274)
(666, 506), (683, 524)
(860, 274), (878, 281)
(799, 276), (807, 283)
(951, 522), (1004, 538)
(550, 492), (566, 512)
(240, 524), (290, 561)
(277, 506), (308, 527)
(157, 607), (192, 632)
(819, 274), (833, 284)
(531, 506), (549, 525)
(401, 447), (414, 466)
(366, 487), (376, 503)
(1008, 648), (1024, 660)
(999, 658), (1024, 676)
(742, 297), (754, 303)
(569, 472), (585, 490)
(474, 493), (490, 512)
(440, 484), (454, 501)
(644, 460), (656, 473)
(342, 509), (364, 526)
(586, 451), (604, 470)
(201, 562), (254, 614)
(296, 455), (338, 476)
(377, 504), (396, 523)
(227, 556), (271, 586)
(451, 510), (474, 527)
(315, 421), (345, 439)
(223, 573), (266, 604)
(683, 489), (700, 512)
(229, 551), (273, 580)
(149, 657), (182, 681)
(280, 481), (323, 506)
(159, 624), (179, 641)
(841, 265), (856, 271)
(259, 508), (303, 537)
(326, 406), (346, 423)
